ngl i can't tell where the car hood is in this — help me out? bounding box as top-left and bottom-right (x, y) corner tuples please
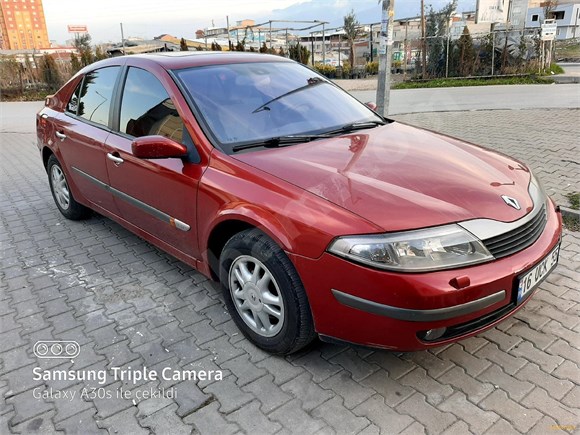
(234, 122), (534, 232)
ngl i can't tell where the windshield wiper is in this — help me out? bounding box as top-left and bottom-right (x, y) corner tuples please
(232, 134), (333, 152)
(334, 120), (387, 133)
(252, 77), (326, 114)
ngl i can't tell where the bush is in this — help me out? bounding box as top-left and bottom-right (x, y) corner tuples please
(313, 63), (336, 78)
(366, 61), (378, 75)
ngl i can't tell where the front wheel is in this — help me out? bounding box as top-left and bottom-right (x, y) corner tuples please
(47, 154), (91, 220)
(219, 229), (315, 355)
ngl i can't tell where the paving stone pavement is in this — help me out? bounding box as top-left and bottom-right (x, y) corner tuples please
(1, 107), (579, 435)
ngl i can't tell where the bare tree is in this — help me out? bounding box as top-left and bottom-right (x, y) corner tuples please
(543, 0), (559, 19)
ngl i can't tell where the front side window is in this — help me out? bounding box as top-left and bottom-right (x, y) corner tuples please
(119, 67), (183, 144)
(174, 61), (381, 153)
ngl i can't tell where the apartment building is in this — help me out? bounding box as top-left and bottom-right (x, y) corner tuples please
(0, 0), (50, 50)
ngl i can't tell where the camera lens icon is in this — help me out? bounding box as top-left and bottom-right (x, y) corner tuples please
(34, 341), (80, 359)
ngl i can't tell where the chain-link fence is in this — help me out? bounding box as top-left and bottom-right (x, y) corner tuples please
(390, 27), (557, 80)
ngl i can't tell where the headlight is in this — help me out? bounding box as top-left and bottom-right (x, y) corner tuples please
(529, 172), (547, 202)
(328, 224), (493, 272)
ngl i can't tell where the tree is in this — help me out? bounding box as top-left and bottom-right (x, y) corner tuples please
(180, 38), (189, 51)
(70, 52), (82, 73)
(94, 45), (108, 61)
(457, 26), (476, 76)
(543, 0), (559, 19)
(0, 56), (21, 90)
(40, 54), (62, 92)
(425, 0), (457, 77)
(289, 42), (310, 65)
(343, 10), (361, 70)
(74, 34), (94, 67)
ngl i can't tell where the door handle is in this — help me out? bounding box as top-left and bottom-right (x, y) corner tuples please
(55, 131), (66, 141)
(107, 153), (124, 165)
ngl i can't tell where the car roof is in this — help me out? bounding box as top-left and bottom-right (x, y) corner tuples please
(110, 51), (296, 70)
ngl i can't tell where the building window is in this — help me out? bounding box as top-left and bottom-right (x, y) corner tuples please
(553, 11), (565, 20)
(531, 14), (539, 22)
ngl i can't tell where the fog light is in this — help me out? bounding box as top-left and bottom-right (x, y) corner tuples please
(418, 327), (447, 341)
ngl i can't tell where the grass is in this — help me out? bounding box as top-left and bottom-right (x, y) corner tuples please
(563, 214), (580, 232)
(556, 38), (580, 60)
(393, 76), (555, 89)
(565, 192), (580, 210)
(1, 90), (51, 102)
(545, 63), (565, 75)
(563, 192), (580, 232)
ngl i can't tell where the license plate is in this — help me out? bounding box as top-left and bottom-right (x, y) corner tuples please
(517, 244), (560, 304)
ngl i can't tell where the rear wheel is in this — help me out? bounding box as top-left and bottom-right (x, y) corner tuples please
(219, 229), (315, 354)
(47, 155), (90, 220)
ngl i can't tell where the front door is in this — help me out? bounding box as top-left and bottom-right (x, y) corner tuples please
(104, 66), (202, 259)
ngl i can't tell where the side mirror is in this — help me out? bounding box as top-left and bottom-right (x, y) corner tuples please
(365, 102), (377, 112)
(131, 135), (188, 159)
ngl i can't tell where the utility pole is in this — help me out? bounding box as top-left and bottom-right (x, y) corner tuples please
(403, 20), (408, 80)
(120, 23), (126, 55)
(421, 0), (426, 78)
(375, 0), (394, 116)
(322, 22), (326, 64)
(369, 23), (374, 62)
(226, 16), (231, 48)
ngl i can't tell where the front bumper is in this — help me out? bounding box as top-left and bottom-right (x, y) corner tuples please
(291, 200), (562, 351)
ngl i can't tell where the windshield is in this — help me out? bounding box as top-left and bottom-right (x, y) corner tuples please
(174, 61), (383, 153)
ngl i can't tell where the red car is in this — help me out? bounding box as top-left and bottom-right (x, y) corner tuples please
(37, 52), (562, 354)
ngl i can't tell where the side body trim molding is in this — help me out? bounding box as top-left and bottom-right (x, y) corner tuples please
(72, 167), (190, 232)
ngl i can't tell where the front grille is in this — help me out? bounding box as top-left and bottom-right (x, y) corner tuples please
(482, 205), (547, 259)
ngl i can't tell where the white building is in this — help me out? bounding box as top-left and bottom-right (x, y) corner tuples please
(525, 3), (580, 39)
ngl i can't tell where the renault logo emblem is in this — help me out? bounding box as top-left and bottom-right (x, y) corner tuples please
(501, 195), (521, 210)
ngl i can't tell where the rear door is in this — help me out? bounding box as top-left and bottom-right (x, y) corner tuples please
(104, 66), (202, 259)
(53, 66), (121, 214)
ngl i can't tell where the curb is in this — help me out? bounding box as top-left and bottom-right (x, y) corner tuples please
(561, 205), (580, 224)
(553, 76), (580, 84)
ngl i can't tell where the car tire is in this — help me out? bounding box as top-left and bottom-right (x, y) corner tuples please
(219, 229), (315, 355)
(47, 154), (91, 220)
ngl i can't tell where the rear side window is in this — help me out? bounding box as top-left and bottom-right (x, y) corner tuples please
(75, 66), (120, 127)
(119, 67), (183, 144)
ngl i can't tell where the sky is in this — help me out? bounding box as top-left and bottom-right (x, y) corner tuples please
(42, 0), (476, 45)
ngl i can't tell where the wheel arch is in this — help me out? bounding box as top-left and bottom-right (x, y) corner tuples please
(204, 212), (294, 281)
(41, 146), (55, 172)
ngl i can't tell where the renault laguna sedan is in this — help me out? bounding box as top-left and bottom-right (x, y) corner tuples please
(36, 52), (562, 354)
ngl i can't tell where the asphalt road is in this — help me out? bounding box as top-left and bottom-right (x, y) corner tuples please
(560, 62), (580, 76)
(350, 83), (580, 114)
